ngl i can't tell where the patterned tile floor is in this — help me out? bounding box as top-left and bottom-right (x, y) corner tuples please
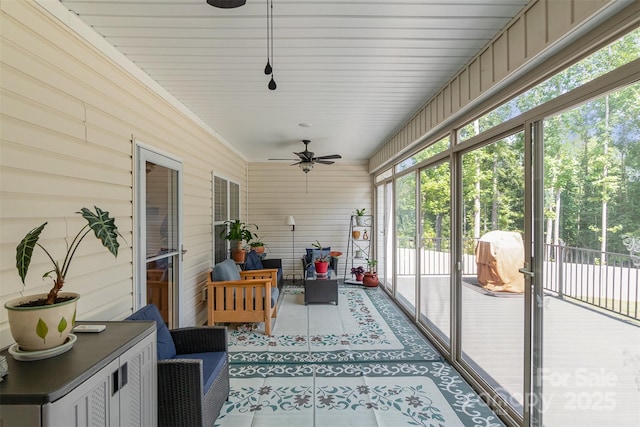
(215, 286), (506, 426)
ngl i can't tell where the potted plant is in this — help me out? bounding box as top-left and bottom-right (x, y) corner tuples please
(363, 258), (379, 287)
(220, 219), (258, 263)
(355, 208), (368, 226)
(311, 240), (330, 274)
(351, 266), (365, 281)
(248, 235), (268, 255)
(7, 206), (121, 352)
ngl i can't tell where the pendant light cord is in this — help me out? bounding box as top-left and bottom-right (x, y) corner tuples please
(267, 0), (277, 90)
(270, 0), (274, 71)
(264, 0), (272, 75)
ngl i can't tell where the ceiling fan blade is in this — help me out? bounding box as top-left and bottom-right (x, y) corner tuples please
(295, 151), (313, 161)
(315, 160), (335, 165)
(290, 161), (302, 166)
(313, 154), (342, 160)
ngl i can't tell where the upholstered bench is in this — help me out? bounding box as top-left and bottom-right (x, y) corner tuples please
(127, 304), (229, 427)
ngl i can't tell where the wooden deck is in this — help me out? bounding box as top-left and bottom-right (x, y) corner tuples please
(392, 275), (640, 426)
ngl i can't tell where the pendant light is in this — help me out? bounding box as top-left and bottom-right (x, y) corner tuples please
(206, 0), (246, 8)
(265, 0), (276, 90)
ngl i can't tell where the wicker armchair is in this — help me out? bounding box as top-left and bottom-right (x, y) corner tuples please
(126, 304), (230, 427)
(158, 326), (230, 427)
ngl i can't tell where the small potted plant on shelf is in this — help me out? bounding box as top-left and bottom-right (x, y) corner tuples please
(311, 240), (330, 274)
(220, 219), (258, 263)
(351, 266), (365, 281)
(7, 206), (121, 352)
(355, 208), (367, 226)
(363, 258), (379, 287)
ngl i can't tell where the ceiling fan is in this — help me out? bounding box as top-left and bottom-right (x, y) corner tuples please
(269, 140), (342, 173)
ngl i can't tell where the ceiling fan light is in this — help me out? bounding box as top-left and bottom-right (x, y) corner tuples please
(206, 0), (246, 8)
(299, 162), (314, 173)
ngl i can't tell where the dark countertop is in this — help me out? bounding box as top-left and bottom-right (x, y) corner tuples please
(0, 321), (155, 405)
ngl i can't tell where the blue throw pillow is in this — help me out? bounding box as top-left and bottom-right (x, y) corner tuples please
(244, 250), (264, 270)
(305, 247), (330, 264)
(126, 304), (177, 360)
(212, 258), (241, 281)
(311, 249), (330, 263)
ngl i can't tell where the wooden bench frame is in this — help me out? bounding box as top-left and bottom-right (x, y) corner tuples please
(207, 268), (279, 335)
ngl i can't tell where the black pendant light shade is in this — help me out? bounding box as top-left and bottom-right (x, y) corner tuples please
(264, 61), (272, 75)
(206, 0), (246, 8)
(268, 76), (277, 90)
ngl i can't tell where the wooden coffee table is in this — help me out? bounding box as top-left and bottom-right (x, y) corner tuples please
(304, 269), (338, 305)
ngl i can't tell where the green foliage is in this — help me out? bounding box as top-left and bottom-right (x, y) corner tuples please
(16, 222), (47, 283)
(396, 172), (417, 248)
(15, 207), (121, 305)
(220, 219), (258, 243)
(311, 240), (329, 262)
(366, 258), (377, 271)
(79, 207), (120, 258)
(420, 162), (450, 248)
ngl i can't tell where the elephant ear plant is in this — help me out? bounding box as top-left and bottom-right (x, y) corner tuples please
(16, 206), (121, 306)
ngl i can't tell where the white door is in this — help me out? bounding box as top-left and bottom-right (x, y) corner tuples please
(135, 143), (184, 328)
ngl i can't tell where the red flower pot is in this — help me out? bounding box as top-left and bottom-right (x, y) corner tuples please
(315, 261), (329, 274)
(362, 272), (378, 287)
(355, 273), (364, 281)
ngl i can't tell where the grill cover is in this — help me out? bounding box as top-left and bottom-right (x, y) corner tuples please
(476, 230), (524, 293)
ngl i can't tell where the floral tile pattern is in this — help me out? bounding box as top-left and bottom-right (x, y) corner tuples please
(228, 286), (442, 364)
(216, 286), (506, 426)
(218, 362), (505, 426)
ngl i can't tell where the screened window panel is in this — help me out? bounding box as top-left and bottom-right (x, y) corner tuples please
(214, 176), (227, 222)
(230, 182), (240, 220)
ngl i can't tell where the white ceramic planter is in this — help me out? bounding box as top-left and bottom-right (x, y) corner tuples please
(5, 292), (79, 351)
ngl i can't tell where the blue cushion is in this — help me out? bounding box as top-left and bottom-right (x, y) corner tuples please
(305, 247), (330, 264)
(212, 258), (241, 281)
(268, 287), (280, 308)
(177, 351), (227, 394)
(311, 249), (330, 263)
(126, 304), (177, 360)
(244, 250), (264, 271)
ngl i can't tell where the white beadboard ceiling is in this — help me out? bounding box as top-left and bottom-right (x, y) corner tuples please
(59, 0), (529, 162)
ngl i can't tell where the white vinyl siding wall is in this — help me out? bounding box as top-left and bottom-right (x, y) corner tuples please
(247, 162), (371, 278)
(0, 0), (247, 346)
